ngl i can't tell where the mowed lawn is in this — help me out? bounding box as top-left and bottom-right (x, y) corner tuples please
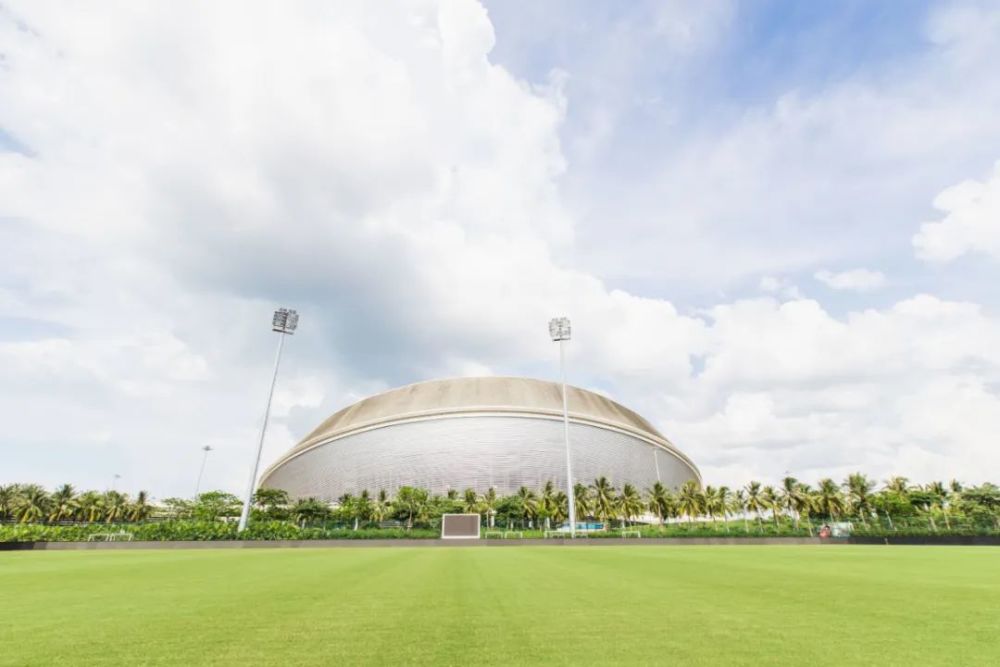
(2, 546), (998, 666)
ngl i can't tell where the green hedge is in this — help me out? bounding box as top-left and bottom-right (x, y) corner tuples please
(484, 522), (814, 539)
(0, 521), (438, 542)
(850, 524), (999, 537)
(7, 518), (996, 543)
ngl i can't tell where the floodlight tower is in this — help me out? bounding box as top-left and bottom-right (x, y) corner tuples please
(549, 316), (576, 538)
(238, 308), (299, 532)
(194, 445), (213, 498)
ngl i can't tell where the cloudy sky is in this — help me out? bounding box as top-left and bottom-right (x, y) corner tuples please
(2, 0), (999, 498)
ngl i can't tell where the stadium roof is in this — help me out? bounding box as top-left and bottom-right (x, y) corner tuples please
(281, 376), (686, 458)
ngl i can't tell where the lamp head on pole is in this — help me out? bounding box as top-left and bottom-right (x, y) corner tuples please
(548, 317), (571, 342)
(272, 308), (299, 334)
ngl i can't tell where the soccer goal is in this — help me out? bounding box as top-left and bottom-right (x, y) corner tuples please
(617, 529), (642, 539)
(87, 531), (133, 542)
(440, 513), (481, 539)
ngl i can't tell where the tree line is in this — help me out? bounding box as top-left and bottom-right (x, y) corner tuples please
(2, 474), (998, 534)
(0, 484), (153, 524)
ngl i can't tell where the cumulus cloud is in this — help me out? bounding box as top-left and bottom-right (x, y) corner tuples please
(913, 161), (1000, 262)
(814, 268), (886, 291)
(674, 294), (1000, 484)
(2, 0), (1000, 496)
(758, 276), (801, 299)
(552, 0), (1000, 293)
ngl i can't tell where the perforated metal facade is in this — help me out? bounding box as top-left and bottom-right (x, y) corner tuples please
(259, 377), (700, 500)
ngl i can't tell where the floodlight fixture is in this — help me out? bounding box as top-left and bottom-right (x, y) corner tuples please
(549, 316), (571, 342)
(272, 308), (299, 334)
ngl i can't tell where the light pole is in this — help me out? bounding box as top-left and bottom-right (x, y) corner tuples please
(238, 308), (299, 532)
(110, 473), (121, 492)
(194, 445), (213, 498)
(549, 316), (576, 538)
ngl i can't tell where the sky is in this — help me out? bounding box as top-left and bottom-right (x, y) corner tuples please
(2, 0), (1000, 499)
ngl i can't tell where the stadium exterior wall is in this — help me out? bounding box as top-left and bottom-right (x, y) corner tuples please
(260, 377), (700, 501)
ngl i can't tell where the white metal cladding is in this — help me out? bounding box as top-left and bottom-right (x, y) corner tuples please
(261, 415), (698, 500)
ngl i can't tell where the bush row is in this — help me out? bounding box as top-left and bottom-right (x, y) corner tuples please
(5, 518), (997, 543)
(0, 521), (438, 542)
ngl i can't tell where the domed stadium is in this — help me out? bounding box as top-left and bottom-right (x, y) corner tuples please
(260, 376), (700, 500)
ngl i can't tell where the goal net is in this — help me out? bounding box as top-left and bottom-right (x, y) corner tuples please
(440, 514), (481, 539)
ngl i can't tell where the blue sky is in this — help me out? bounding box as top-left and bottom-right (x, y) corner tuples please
(2, 0), (999, 496)
(486, 1), (999, 318)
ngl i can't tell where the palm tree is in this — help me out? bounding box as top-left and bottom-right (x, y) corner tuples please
(49, 484), (78, 523)
(573, 482), (591, 522)
(102, 491), (130, 523)
(16, 485), (50, 523)
(446, 488), (459, 501)
(733, 489), (749, 533)
(0, 484), (20, 521)
(781, 477), (810, 529)
(128, 491), (153, 522)
(591, 477), (618, 528)
(843, 473), (874, 526)
(677, 480), (703, 524)
(815, 478), (845, 521)
(703, 485), (719, 522)
(760, 486), (780, 525)
(925, 481), (952, 530)
(394, 486), (429, 529)
(355, 490), (373, 529)
(550, 490), (569, 526)
(539, 481), (559, 529)
(338, 493), (357, 529)
(744, 481), (765, 529)
(646, 482), (673, 525)
(479, 487), (499, 528)
(370, 489), (390, 524)
(716, 486), (732, 533)
(516, 486), (538, 528)
(885, 476), (910, 495)
(462, 488), (480, 515)
(618, 483), (643, 528)
(794, 483), (816, 535)
(77, 491), (104, 523)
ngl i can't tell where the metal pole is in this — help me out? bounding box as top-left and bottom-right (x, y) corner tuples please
(194, 446), (212, 498)
(561, 338), (576, 538)
(238, 332), (286, 532)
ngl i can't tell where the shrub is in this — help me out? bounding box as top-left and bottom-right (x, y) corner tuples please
(0, 520), (438, 543)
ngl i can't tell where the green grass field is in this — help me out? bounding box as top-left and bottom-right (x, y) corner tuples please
(2, 546), (998, 666)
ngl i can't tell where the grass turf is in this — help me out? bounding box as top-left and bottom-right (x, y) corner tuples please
(2, 546), (998, 666)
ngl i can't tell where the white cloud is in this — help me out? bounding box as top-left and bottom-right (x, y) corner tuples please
(1, 0), (999, 496)
(913, 161), (1000, 262)
(555, 1), (1000, 291)
(758, 276), (801, 299)
(759, 276), (782, 292)
(676, 294), (1000, 484)
(814, 268), (886, 291)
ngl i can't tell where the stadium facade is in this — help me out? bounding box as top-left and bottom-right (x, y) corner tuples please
(260, 376), (700, 500)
